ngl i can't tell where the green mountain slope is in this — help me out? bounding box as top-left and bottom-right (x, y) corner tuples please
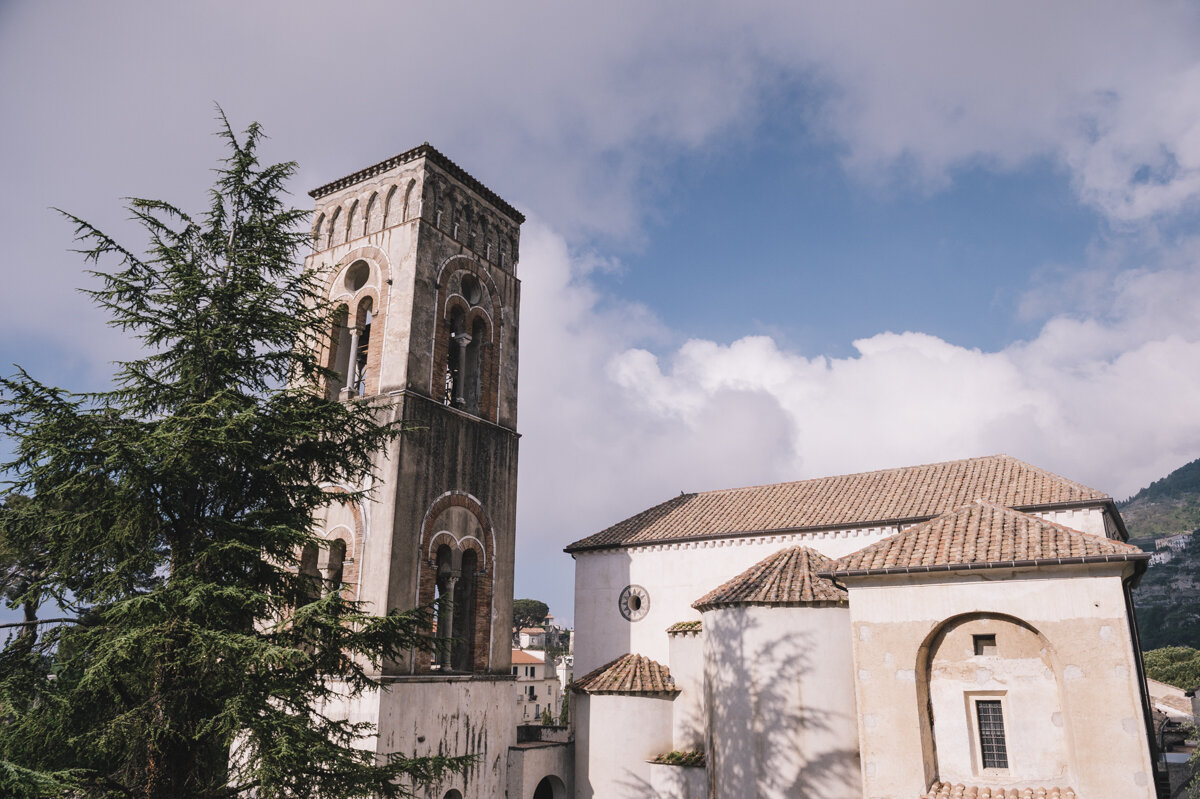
(1119, 457), (1200, 538)
(1125, 456), (1200, 650)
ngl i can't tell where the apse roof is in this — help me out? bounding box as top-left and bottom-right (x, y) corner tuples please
(565, 455), (1117, 553)
(827, 500), (1146, 577)
(571, 653), (679, 696)
(693, 546), (847, 611)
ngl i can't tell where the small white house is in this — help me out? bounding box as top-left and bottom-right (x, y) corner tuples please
(513, 649), (562, 723)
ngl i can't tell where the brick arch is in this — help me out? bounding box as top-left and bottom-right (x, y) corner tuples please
(432, 257), (503, 421)
(415, 491), (495, 673)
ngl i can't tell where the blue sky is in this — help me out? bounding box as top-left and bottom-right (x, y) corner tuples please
(3, 2), (1200, 625)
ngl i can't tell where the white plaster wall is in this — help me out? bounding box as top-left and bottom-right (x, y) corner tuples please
(648, 764), (709, 799)
(703, 605), (859, 799)
(1032, 507), (1108, 539)
(846, 566), (1155, 799)
(667, 631), (704, 751)
(572, 509), (1120, 678)
(573, 526), (899, 674)
(574, 693), (675, 799)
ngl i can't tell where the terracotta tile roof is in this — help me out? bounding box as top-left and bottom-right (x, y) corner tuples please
(571, 653), (679, 695)
(511, 649), (545, 665)
(922, 783), (1077, 798)
(565, 455), (1114, 552)
(693, 546), (847, 611)
(666, 620), (702, 634)
(829, 501), (1146, 576)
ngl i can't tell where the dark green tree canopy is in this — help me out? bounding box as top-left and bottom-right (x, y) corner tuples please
(0, 115), (468, 799)
(513, 598), (549, 632)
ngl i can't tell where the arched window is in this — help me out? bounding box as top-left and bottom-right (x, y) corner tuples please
(299, 543), (320, 602)
(327, 305), (352, 400)
(326, 539), (347, 592)
(434, 545), (455, 670)
(442, 791), (463, 799)
(314, 214), (325, 248)
(445, 306), (467, 407)
(464, 316), (486, 413)
(350, 298), (373, 396)
(451, 549), (477, 671)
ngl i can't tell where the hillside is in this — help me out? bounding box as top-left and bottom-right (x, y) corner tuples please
(1118, 457), (1200, 538)
(1124, 456), (1200, 650)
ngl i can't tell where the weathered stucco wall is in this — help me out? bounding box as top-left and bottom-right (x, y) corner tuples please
(506, 743), (573, 799)
(845, 565), (1155, 799)
(326, 676), (518, 799)
(574, 692), (675, 799)
(702, 604), (860, 799)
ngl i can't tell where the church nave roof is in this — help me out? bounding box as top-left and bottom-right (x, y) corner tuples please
(565, 455), (1115, 552)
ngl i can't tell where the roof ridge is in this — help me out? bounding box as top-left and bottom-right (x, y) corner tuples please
(681, 454), (1015, 498)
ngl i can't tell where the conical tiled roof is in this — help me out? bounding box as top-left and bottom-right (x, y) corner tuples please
(566, 455), (1115, 552)
(571, 653), (679, 695)
(693, 546), (847, 611)
(829, 500), (1146, 576)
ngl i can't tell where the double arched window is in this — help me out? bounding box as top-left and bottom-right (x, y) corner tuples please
(326, 259), (378, 399)
(437, 267), (497, 418)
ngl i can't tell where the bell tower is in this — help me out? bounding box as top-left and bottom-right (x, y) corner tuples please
(305, 145), (524, 798)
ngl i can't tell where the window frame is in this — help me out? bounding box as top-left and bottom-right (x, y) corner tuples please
(966, 692), (1010, 774)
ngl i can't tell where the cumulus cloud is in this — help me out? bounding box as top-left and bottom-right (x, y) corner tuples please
(516, 222), (1200, 619)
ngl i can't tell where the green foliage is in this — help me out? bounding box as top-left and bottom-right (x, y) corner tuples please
(513, 598), (549, 631)
(540, 706), (553, 726)
(559, 694), (569, 726)
(0, 115), (470, 798)
(651, 750), (705, 767)
(1144, 646), (1200, 690)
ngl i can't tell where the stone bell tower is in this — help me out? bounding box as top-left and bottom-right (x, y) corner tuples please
(305, 144), (523, 799)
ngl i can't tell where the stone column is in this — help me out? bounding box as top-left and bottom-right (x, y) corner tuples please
(452, 333), (471, 408)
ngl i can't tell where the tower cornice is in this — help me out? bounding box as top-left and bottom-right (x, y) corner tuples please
(308, 143), (525, 225)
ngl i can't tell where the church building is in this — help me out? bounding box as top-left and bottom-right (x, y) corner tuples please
(567, 455), (1163, 799)
(300, 142), (1162, 799)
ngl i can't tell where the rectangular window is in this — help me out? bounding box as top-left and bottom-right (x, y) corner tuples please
(973, 634), (997, 656)
(975, 700), (1009, 769)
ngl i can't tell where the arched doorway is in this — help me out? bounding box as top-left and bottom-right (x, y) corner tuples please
(532, 774), (566, 799)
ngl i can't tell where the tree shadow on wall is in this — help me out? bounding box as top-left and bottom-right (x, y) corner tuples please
(705, 607), (860, 798)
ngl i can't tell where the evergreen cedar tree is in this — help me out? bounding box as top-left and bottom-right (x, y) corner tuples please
(0, 116), (473, 799)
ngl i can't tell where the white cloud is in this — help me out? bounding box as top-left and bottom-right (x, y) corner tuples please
(516, 223), (1200, 609)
